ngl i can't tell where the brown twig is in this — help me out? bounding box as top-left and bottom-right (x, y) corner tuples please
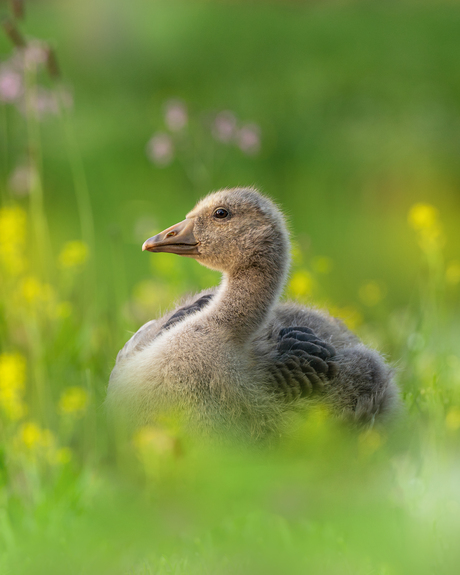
(10, 0), (25, 20)
(46, 47), (60, 79)
(1, 15), (26, 47)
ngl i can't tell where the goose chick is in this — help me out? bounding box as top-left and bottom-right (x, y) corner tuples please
(107, 188), (398, 437)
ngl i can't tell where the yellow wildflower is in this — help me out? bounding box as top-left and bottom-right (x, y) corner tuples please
(21, 276), (42, 303)
(446, 261), (460, 286)
(15, 422), (62, 465)
(407, 203), (444, 252)
(446, 407), (460, 431)
(359, 281), (386, 307)
(289, 270), (313, 298)
(59, 386), (89, 415)
(16, 276), (56, 318)
(0, 352), (27, 421)
(0, 205), (27, 276)
(20, 422), (47, 449)
(408, 203), (438, 231)
(134, 425), (181, 458)
(21, 276), (54, 304)
(327, 305), (363, 331)
(58, 240), (89, 269)
(0, 206), (26, 242)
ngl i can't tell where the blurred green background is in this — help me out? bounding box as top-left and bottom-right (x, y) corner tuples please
(1, 1), (460, 573)
(2, 0), (460, 321)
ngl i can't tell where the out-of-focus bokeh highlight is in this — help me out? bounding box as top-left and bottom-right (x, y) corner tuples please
(1, 1), (460, 573)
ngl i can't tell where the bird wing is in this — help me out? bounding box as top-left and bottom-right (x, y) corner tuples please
(114, 290), (216, 364)
(267, 326), (338, 402)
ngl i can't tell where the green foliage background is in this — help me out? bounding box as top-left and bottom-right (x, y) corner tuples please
(0, 1), (459, 573)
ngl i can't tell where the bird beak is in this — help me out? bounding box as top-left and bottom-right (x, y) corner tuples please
(142, 218), (199, 256)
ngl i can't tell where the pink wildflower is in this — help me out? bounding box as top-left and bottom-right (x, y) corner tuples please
(146, 133), (174, 167)
(33, 88), (59, 117)
(237, 123), (261, 155)
(0, 68), (22, 102)
(212, 111), (237, 143)
(24, 41), (48, 70)
(164, 99), (187, 132)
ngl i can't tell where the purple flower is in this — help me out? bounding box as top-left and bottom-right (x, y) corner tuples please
(24, 41), (48, 70)
(146, 133), (174, 167)
(33, 88), (59, 117)
(237, 123), (261, 155)
(0, 68), (22, 102)
(164, 99), (187, 132)
(212, 110), (237, 143)
(14, 87), (60, 120)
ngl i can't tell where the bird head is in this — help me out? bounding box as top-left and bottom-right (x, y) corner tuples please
(142, 187), (290, 275)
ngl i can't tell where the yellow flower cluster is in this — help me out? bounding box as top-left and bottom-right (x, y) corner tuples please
(20, 275), (56, 314)
(286, 252), (334, 302)
(289, 270), (313, 299)
(58, 240), (89, 269)
(134, 425), (179, 456)
(133, 424), (182, 478)
(0, 352), (27, 421)
(0, 205), (84, 322)
(20, 421), (53, 450)
(0, 206), (27, 276)
(7, 274), (63, 321)
(14, 422), (72, 465)
(408, 203), (438, 230)
(0, 206), (76, 320)
(327, 305), (363, 331)
(21, 276), (53, 303)
(59, 386), (89, 415)
(408, 203), (444, 252)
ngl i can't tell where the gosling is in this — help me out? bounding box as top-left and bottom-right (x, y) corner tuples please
(107, 188), (398, 438)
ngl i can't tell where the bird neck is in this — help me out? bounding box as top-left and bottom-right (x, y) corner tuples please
(207, 258), (288, 344)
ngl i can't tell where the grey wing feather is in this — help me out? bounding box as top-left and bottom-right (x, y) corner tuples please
(115, 319), (160, 364)
(266, 325), (338, 402)
(114, 288), (217, 364)
(266, 303), (359, 350)
(260, 303), (398, 423)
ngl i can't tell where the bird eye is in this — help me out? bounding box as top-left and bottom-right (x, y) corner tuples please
(213, 208), (229, 219)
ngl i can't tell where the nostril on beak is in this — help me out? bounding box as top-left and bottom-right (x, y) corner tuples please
(166, 231), (177, 238)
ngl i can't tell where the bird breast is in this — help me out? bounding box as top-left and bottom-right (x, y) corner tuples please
(107, 316), (249, 423)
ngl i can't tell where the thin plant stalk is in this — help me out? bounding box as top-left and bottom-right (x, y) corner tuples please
(23, 58), (52, 279)
(57, 86), (95, 255)
(22, 55), (52, 415)
(57, 85), (97, 334)
(1, 104), (9, 202)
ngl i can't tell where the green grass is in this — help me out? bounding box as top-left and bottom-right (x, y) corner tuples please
(1, 1), (460, 573)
